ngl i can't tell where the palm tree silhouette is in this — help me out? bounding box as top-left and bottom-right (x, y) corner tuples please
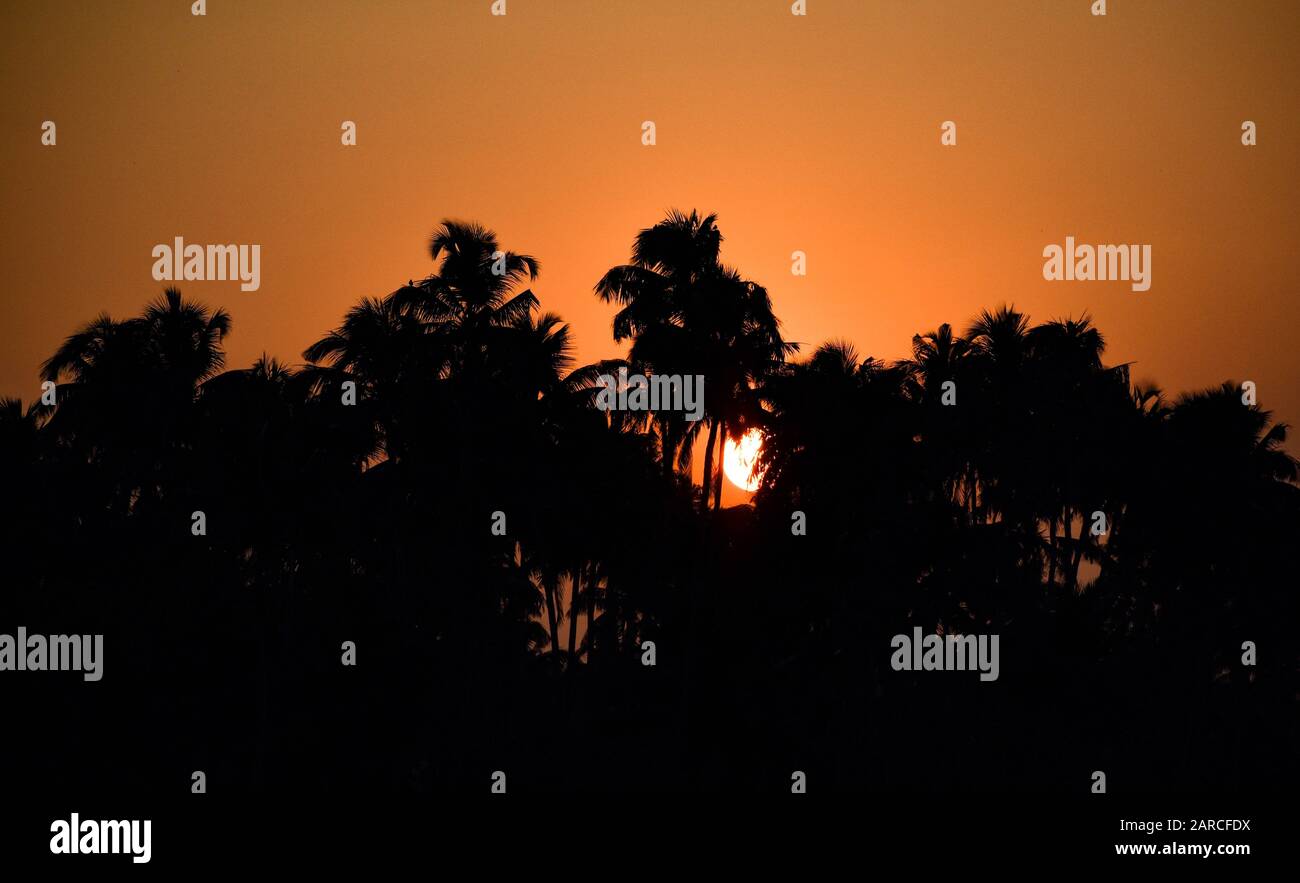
(38, 287), (230, 514)
(3, 215), (1297, 796)
(596, 210), (793, 509)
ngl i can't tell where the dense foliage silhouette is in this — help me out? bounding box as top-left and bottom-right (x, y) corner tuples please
(2, 213), (1296, 794)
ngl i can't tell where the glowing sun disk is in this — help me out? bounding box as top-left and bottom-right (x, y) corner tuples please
(723, 428), (765, 492)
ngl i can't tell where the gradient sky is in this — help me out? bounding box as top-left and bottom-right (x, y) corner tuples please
(3, 1), (1298, 506)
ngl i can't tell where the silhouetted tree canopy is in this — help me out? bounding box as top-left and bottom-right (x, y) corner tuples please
(3, 214), (1296, 794)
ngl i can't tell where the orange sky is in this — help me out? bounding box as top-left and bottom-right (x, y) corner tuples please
(3, 1), (1298, 508)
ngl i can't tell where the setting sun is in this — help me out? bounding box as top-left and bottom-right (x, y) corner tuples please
(723, 428), (765, 492)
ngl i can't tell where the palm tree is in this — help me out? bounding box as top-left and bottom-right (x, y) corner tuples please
(900, 322), (972, 507)
(903, 323), (970, 401)
(694, 267), (794, 510)
(141, 287), (233, 390)
(596, 211), (720, 482)
(39, 288), (230, 511)
(757, 340), (914, 510)
(303, 293), (439, 464)
(1024, 315), (1106, 586)
(1104, 381), (1300, 681)
(961, 305), (1032, 526)
(596, 211), (793, 509)
(394, 220), (540, 359)
(0, 396), (46, 462)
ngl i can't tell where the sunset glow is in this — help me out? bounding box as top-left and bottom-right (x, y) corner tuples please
(0, 0), (1295, 833)
(723, 428), (765, 492)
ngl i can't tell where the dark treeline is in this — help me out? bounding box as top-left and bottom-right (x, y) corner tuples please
(2, 211), (1296, 794)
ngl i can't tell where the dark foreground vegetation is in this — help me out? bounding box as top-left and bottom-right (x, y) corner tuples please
(3, 212), (1296, 793)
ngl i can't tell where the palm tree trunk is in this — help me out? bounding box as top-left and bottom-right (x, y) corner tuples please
(1070, 535), (1086, 588)
(661, 422), (677, 479)
(700, 418), (719, 512)
(1060, 508), (1073, 587)
(1047, 515), (1058, 586)
(566, 568), (580, 668)
(544, 579), (560, 662)
(712, 418), (726, 510)
(1062, 509), (1082, 590)
(585, 563), (597, 662)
